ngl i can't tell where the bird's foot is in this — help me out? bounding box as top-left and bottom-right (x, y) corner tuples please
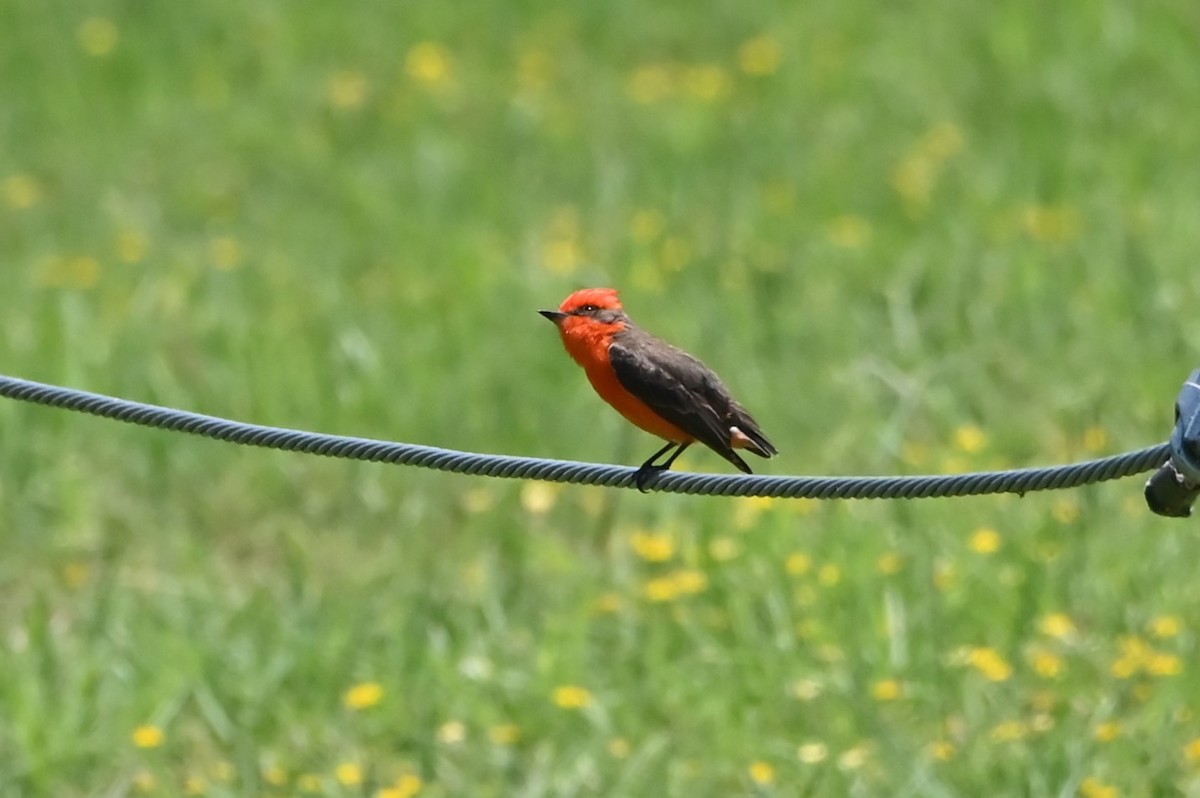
(633, 441), (689, 493)
(634, 464), (668, 493)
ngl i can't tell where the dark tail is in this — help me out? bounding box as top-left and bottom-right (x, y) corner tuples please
(742, 428), (777, 459)
(716, 448), (753, 474)
(731, 406), (778, 459)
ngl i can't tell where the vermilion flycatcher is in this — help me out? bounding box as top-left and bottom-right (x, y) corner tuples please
(540, 287), (777, 490)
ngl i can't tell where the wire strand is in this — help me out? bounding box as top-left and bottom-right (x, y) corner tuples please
(0, 374), (1169, 499)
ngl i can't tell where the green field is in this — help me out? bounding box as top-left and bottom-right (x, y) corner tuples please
(3, 1), (1200, 795)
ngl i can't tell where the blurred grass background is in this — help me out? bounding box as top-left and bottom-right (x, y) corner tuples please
(2, 0), (1200, 795)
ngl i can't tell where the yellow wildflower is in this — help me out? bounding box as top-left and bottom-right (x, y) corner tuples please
(734, 495), (776, 528)
(838, 745), (869, 770)
(344, 681), (384, 710)
(335, 763), (363, 786)
(872, 679), (903, 701)
(328, 70), (369, 109)
(817, 563), (841, 586)
(553, 685), (593, 710)
(78, 17), (119, 56)
(1031, 713), (1055, 733)
(62, 561), (90, 589)
(594, 592), (623, 614)
(876, 551), (903, 575)
(785, 552), (812, 576)
(515, 48), (553, 94)
(520, 482), (559, 514)
(541, 206), (585, 275)
(708, 536), (740, 561)
(2, 174), (42, 209)
(738, 35), (783, 76)
(1022, 204), (1081, 244)
(378, 774), (424, 798)
(395, 774), (424, 798)
(933, 561), (957, 591)
(790, 678), (822, 701)
(1030, 690), (1058, 713)
(969, 527), (1001, 554)
(1039, 613), (1076, 639)
(901, 441), (928, 467)
(542, 238), (583, 275)
(989, 720), (1028, 742)
(630, 530), (675, 562)
(1052, 498), (1080, 524)
(643, 576), (680, 602)
(891, 124), (964, 218)
(38, 255), (101, 290)
(955, 422), (984, 453)
(627, 64), (675, 104)
(210, 236), (243, 270)
(1110, 657), (1138, 679)
(920, 122), (965, 158)
(131, 725), (164, 749)
(406, 42), (454, 89)
(1031, 650), (1064, 679)
(1147, 653), (1182, 676)
(967, 647), (1013, 681)
(1078, 776), (1119, 798)
(1094, 722), (1122, 743)
(1036, 540), (1065, 562)
(789, 497), (817, 516)
(748, 761), (775, 785)
(297, 774), (321, 791)
(659, 236), (690, 271)
(262, 764), (287, 786)
(683, 64), (731, 102)
(1149, 615), (1182, 638)
(827, 214), (873, 249)
(671, 568), (708, 595)
(929, 740), (956, 761)
(796, 742), (828, 764)
(116, 230), (148, 263)
(1111, 635), (1153, 678)
(1082, 425), (1109, 453)
(437, 720), (466, 744)
(489, 724), (521, 745)
(630, 208), (666, 242)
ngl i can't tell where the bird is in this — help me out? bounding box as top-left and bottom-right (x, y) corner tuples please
(539, 287), (777, 491)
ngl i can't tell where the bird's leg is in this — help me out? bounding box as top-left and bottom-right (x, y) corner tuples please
(634, 442), (691, 493)
(658, 442), (690, 470)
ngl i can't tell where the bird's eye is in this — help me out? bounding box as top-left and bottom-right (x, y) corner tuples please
(578, 304), (599, 313)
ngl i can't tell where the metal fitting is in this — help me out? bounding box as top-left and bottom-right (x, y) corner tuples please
(1145, 368), (1200, 518)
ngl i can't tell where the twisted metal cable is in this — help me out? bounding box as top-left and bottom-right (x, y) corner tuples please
(0, 374), (1169, 499)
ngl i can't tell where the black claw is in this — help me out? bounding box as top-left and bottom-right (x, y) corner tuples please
(632, 441), (690, 492)
(634, 464), (665, 493)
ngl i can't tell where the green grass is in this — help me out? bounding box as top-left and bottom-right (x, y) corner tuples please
(3, 0), (1200, 795)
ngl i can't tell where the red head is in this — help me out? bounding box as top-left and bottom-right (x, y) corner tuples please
(539, 287), (630, 364)
(539, 288), (627, 327)
(559, 287), (622, 313)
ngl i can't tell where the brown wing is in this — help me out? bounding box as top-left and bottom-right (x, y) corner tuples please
(609, 328), (776, 472)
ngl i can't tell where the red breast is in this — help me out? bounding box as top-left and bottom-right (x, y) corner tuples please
(545, 289), (694, 445)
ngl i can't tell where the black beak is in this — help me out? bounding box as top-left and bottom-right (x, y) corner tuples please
(539, 309), (568, 323)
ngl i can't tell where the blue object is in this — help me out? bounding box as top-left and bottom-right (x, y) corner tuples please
(1145, 368), (1200, 518)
